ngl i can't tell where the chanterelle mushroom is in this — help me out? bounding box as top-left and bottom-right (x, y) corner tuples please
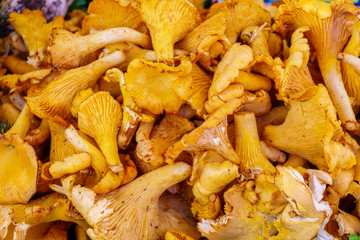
(82, 0), (147, 35)
(263, 85), (356, 173)
(78, 91), (124, 177)
(7, 8), (64, 68)
(0, 104), (37, 204)
(54, 162), (191, 239)
(139, 0), (201, 65)
(274, 0), (360, 131)
(124, 58), (193, 115)
(26, 51), (126, 120)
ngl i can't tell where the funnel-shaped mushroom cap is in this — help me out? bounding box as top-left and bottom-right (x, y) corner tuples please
(164, 105), (245, 173)
(274, 26), (315, 102)
(124, 58), (193, 114)
(206, 0), (271, 44)
(0, 193), (88, 239)
(7, 9), (64, 68)
(48, 27), (150, 70)
(26, 51), (125, 120)
(274, 0), (360, 130)
(136, 113), (194, 172)
(0, 134), (37, 204)
(234, 111), (275, 175)
(263, 85), (356, 172)
(197, 183), (270, 240)
(78, 91), (123, 175)
(139, 0), (201, 64)
(176, 12), (231, 71)
(60, 162), (191, 239)
(82, 0), (147, 35)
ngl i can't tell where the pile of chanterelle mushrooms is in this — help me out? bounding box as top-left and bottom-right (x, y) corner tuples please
(1, 0), (360, 239)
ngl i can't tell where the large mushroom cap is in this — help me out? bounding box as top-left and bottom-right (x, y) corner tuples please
(124, 58), (193, 115)
(139, 0), (201, 64)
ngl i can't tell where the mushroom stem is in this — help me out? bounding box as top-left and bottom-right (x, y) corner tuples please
(65, 126), (108, 182)
(49, 27), (150, 69)
(4, 104), (33, 139)
(82, 27), (151, 49)
(320, 56), (356, 130)
(234, 111), (275, 174)
(338, 52), (360, 75)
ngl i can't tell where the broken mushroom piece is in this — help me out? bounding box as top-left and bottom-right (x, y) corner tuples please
(0, 193), (88, 240)
(3, 55), (36, 74)
(105, 68), (155, 149)
(273, 26), (315, 102)
(139, 0), (201, 65)
(263, 85), (356, 173)
(274, 0), (360, 130)
(124, 58), (193, 115)
(240, 24), (278, 80)
(197, 182), (270, 240)
(56, 162), (191, 239)
(48, 27), (151, 69)
(273, 166), (332, 240)
(176, 12), (231, 71)
(82, 0), (147, 35)
(234, 111), (276, 175)
(192, 160), (239, 221)
(26, 51), (126, 120)
(136, 113), (194, 172)
(164, 105), (242, 169)
(7, 9), (65, 68)
(78, 91), (124, 177)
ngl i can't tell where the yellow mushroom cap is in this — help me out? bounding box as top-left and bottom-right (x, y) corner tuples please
(197, 183), (270, 240)
(0, 134), (38, 204)
(263, 85), (356, 173)
(7, 9), (64, 68)
(139, 0), (201, 64)
(176, 12), (231, 71)
(78, 91), (123, 174)
(124, 58), (193, 114)
(187, 63), (212, 117)
(207, 0), (271, 44)
(274, 0), (360, 130)
(82, 0), (148, 35)
(274, 26), (315, 102)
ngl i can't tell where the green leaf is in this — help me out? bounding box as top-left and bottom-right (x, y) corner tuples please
(0, 117), (12, 134)
(349, 234), (360, 240)
(68, 0), (92, 12)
